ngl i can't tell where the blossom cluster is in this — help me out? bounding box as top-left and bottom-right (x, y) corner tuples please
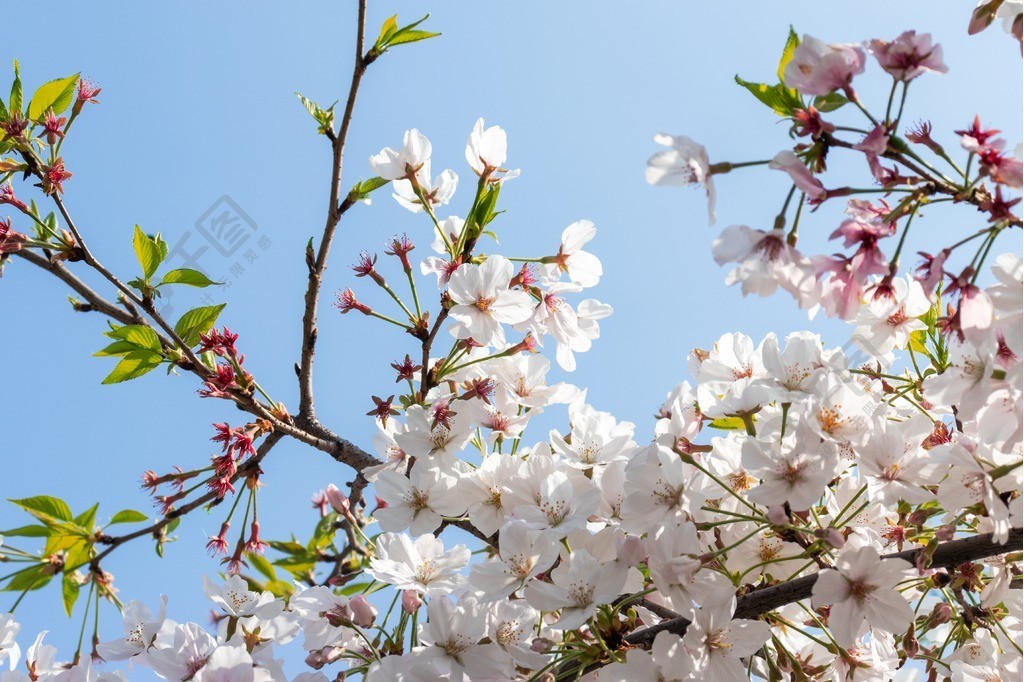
(0, 15), (1020, 682)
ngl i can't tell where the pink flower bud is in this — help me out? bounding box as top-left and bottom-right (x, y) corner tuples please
(813, 527), (846, 549)
(325, 484), (351, 516)
(927, 602), (952, 627)
(767, 505), (789, 526)
(616, 534), (645, 566)
(401, 589), (422, 614)
(349, 594), (377, 627)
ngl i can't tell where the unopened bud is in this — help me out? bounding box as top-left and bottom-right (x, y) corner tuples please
(814, 527), (846, 549)
(767, 505), (789, 526)
(927, 601), (952, 627)
(401, 589), (422, 614)
(616, 534), (645, 566)
(325, 484), (351, 516)
(349, 594), (378, 627)
(531, 637), (555, 653)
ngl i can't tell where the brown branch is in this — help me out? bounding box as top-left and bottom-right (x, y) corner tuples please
(297, 0), (376, 421)
(624, 528), (1023, 650)
(13, 250), (143, 328)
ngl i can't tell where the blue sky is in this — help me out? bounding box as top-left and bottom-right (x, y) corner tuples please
(1, 0), (1020, 676)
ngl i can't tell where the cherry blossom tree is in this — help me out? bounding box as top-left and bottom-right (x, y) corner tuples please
(0, 2), (1022, 681)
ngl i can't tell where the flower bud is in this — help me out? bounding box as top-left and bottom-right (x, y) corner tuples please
(814, 527), (846, 549)
(926, 601), (952, 627)
(767, 505), (789, 526)
(616, 534), (645, 566)
(325, 484), (351, 516)
(349, 594), (378, 627)
(401, 589), (422, 614)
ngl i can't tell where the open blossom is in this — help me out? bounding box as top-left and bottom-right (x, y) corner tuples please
(712, 225), (818, 305)
(645, 133), (716, 224)
(0, 614), (20, 670)
(147, 623), (218, 681)
(465, 118), (519, 182)
(370, 128), (432, 181)
(852, 275), (931, 356)
(468, 520), (559, 601)
(392, 165), (457, 212)
(202, 575), (282, 620)
(742, 423), (841, 511)
(374, 462), (466, 536)
(524, 548), (626, 630)
(682, 590), (771, 681)
(416, 596), (513, 681)
(811, 544), (914, 646)
(867, 31), (947, 81)
(367, 533), (470, 595)
(783, 34), (866, 96)
(447, 255), (534, 347)
(95, 597), (167, 661)
(551, 219), (603, 287)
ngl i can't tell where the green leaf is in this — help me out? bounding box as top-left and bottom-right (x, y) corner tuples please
(160, 268), (220, 288)
(908, 329), (929, 355)
(173, 304), (226, 347)
(9, 60), (22, 115)
(132, 225), (164, 280)
(708, 416), (746, 431)
(248, 553), (277, 581)
(106, 324), (161, 352)
(734, 76), (803, 117)
(777, 27), (800, 83)
(108, 509), (148, 525)
(3, 566), (51, 593)
(101, 350), (162, 384)
(93, 340), (138, 357)
(349, 176), (389, 202)
(387, 29), (442, 47)
(376, 14), (439, 52)
(10, 496), (74, 523)
(27, 74), (79, 120)
(812, 93), (849, 113)
(0, 524), (51, 537)
(61, 574), (80, 616)
(377, 14), (399, 45)
(74, 503), (98, 531)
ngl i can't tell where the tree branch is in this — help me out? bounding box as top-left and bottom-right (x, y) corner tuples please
(297, 0), (375, 420)
(624, 528), (1023, 650)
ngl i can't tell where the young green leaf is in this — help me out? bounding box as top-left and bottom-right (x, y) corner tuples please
(101, 350), (163, 385)
(73, 503), (99, 531)
(9, 60), (22, 114)
(734, 76), (803, 116)
(348, 176), (390, 202)
(61, 574), (80, 616)
(777, 27), (800, 83)
(160, 268), (220, 288)
(106, 324), (161, 352)
(174, 304), (226, 346)
(108, 509), (148, 525)
(811, 92), (849, 112)
(9, 495), (74, 523)
(132, 225), (164, 280)
(3, 566), (51, 593)
(377, 14), (399, 45)
(387, 29), (442, 47)
(26, 74), (80, 120)
(0, 524), (51, 537)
